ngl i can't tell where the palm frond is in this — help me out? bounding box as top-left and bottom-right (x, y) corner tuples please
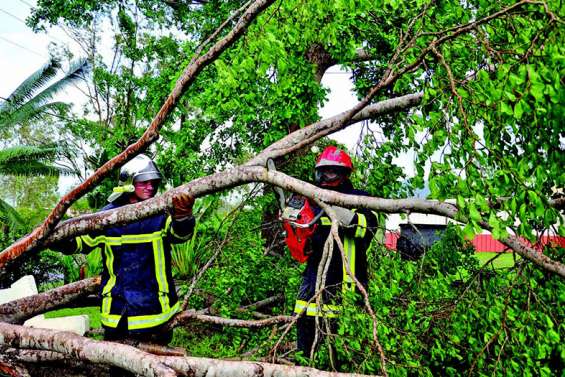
(1, 101), (71, 129)
(2, 58), (61, 110)
(0, 160), (71, 176)
(0, 58), (88, 129)
(0, 145), (72, 176)
(22, 58), (88, 112)
(0, 198), (25, 229)
(0, 145), (58, 164)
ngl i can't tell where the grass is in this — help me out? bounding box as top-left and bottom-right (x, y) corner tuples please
(44, 306), (101, 329)
(475, 252), (520, 269)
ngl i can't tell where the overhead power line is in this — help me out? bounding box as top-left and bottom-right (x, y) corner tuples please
(0, 7), (27, 24)
(0, 6), (68, 45)
(0, 35), (46, 58)
(17, 0), (34, 7)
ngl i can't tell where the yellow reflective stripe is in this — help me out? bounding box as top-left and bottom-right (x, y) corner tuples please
(82, 235), (105, 247)
(127, 301), (180, 330)
(75, 236), (83, 253)
(100, 312), (121, 328)
(101, 245), (116, 296)
(100, 302), (180, 330)
(152, 239), (170, 312)
(164, 216), (172, 234)
(108, 232), (162, 245)
(342, 236), (356, 294)
(320, 216), (332, 226)
(102, 296), (112, 314)
(81, 232), (163, 246)
(355, 213), (367, 238)
(113, 184), (134, 193)
(294, 300), (340, 318)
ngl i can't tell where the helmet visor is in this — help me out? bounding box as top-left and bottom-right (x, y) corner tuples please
(133, 171), (162, 183)
(315, 166), (349, 185)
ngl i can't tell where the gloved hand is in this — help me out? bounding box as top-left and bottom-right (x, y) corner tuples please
(331, 205), (355, 226)
(172, 192), (195, 221)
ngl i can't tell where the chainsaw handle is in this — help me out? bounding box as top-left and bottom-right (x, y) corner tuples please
(283, 209), (324, 228)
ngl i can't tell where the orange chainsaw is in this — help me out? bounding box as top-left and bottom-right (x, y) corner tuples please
(268, 159), (323, 263)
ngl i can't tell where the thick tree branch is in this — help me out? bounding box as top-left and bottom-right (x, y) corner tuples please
(0, 322), (177, 377)
(1, 347), (381, 377)
(35, 167), (565, 279)
(0, 277), (100, 324)
(160, 356), (381, 377)
(245, 92), (422, 167)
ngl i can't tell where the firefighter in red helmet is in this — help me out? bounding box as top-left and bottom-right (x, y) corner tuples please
(284, 146), (378, 360)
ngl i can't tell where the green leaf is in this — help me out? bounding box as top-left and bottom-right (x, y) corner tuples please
(514, 100), (524, 119)
(501, 102), (513, 116)
(468, 203), (482, 222)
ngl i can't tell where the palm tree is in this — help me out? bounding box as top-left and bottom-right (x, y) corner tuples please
(0, 57), (88, 228)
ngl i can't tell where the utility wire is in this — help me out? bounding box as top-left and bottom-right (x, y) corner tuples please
(0, 6), (68, 45)
(17, 0), (34, 7)
(0, 7), (27, 24)
(0, 35), (46, 58)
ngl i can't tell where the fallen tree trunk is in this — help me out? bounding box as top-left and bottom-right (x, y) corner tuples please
(35, 166), (565, 278)
(160, 356), (381, 377)
(0, 277), (100, 324)
(0, 327), (380, 377)
(0, 322), (177, 377)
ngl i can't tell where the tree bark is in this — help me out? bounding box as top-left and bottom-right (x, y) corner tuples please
(167, 310), (293, 331)
(0, 322), (177, 377)
(0, 323), (382, 377)
(160, 356), (380, 377)
(33, 166), (565, 278)
(0, 277), (100, 324)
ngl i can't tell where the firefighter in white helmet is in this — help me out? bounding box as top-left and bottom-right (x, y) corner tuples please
(52, 154), (195, 377)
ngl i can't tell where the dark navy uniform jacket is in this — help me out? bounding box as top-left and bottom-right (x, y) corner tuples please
(59, 201), (195, 332)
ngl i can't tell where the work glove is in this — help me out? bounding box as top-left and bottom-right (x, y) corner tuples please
(330, 205), (355, 226)
(172, 192), (195, 221)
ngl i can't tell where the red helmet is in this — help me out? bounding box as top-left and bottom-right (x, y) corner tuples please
(315, 146), (353, 170)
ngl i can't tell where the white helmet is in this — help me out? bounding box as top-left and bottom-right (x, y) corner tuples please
(107, 154), (162, 203)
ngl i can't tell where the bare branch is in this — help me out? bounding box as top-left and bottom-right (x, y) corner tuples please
(167, 310), (293, 330)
